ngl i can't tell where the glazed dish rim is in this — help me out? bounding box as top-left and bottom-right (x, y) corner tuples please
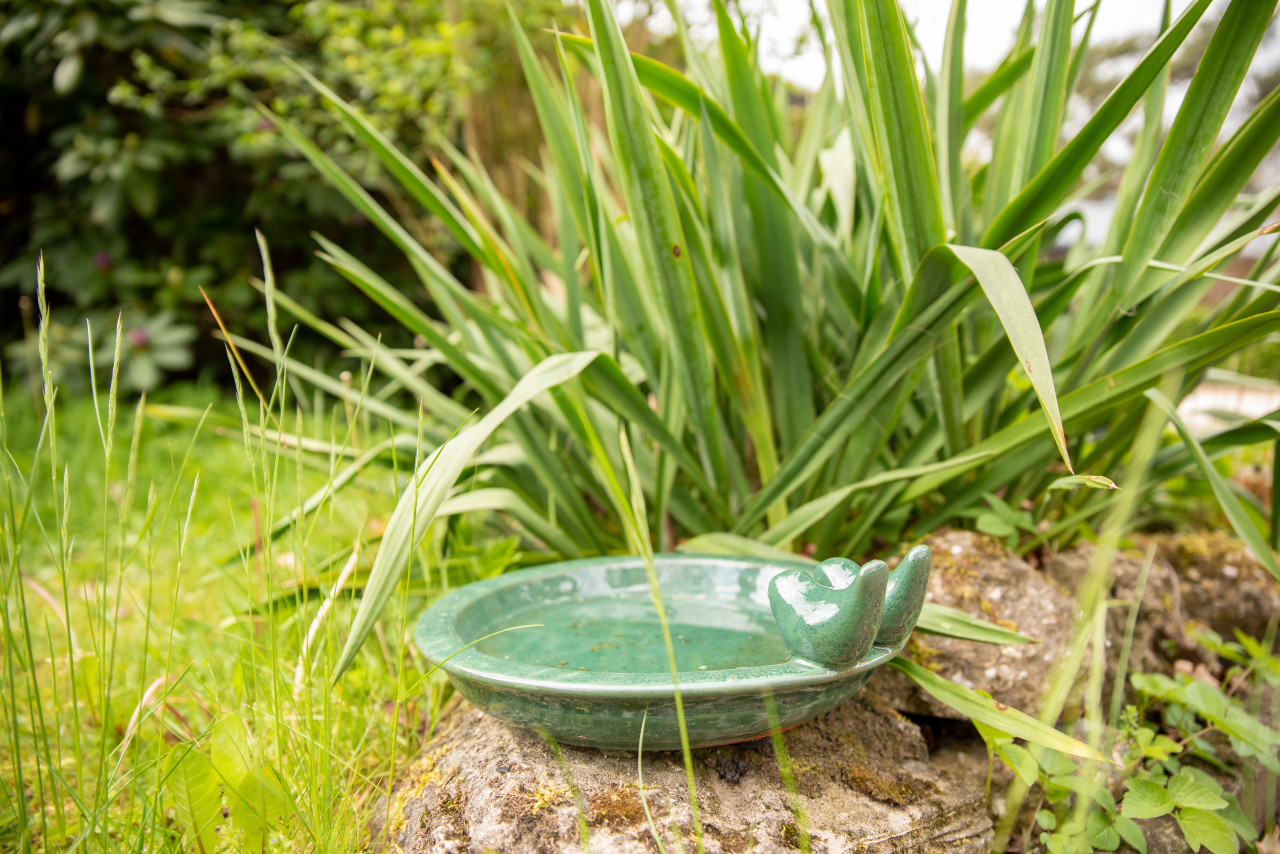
(413, 552), (906, 701)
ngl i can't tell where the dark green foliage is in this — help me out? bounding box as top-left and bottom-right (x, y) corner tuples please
(0, 0), (572, 384)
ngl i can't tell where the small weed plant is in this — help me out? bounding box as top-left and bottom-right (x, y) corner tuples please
(978, 625), (1280, 854)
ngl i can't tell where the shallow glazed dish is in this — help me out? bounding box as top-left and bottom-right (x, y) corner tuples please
(414, 548), (931, 750)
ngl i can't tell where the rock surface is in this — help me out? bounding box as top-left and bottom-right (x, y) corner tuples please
(1043, 542), (1205, 698)
(370, 690), (994, 853)
(1136, 530), (1280, 641)
(868, 530), (1075, 719)
(373, 530), (1280, 853)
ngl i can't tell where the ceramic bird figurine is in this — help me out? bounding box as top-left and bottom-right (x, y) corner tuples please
(768, 545), (932, 669)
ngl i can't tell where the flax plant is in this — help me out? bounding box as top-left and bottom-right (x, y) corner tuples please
(236, 0), (1280, 679)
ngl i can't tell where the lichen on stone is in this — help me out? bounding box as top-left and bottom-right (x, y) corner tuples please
(588, 782), (649, 827)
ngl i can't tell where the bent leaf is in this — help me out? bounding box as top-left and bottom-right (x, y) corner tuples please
(889, 657), (1114, 764)
(902, 312), (1280, 501)
(333, 351), (604, 679)
(948, 244), (1071, 471)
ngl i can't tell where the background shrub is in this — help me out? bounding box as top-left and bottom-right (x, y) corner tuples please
(0, 0), (576, 384)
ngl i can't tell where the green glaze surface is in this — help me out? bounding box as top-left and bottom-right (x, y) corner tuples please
(414, 550), (930, 750)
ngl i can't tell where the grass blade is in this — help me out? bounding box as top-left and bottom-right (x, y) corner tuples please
(962, 47), (1034, 132)
(1145, 389), (1280, 582)
(982, 0), (1211, 248)
(902, 311), (1280, 500)
(287, 60), (484, 261)
(712, 0), (814, 451)
(1111, 0), (1278, 314)
(888, 657), (1114, 764)
(936, 0), (966, 234)
(851, 0), (945, 273)
(916, 605), (1033, 645)
(1018, 0), (1075, 183)
(758, 451), (995, 546)
(557, 32), (863, 309)
(581, 0), (728, 491)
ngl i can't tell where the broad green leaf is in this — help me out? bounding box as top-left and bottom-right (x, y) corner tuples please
(1087, 819), (1121, 853)
(1218, 793), (1260, 844)
(996, 743), (1039, 787)
(1166, 769), (1227, 811)
(1121, 779), (1174, 820)
(1175, 808), (1238, 854)
(333, 352), (604, 678)
(1114, 815), (1148, 854)
(975, 513), (1015, 538)
(1050, 773), (1117, 811)
(164, 746), (221, 854)
(1131, 672), (1280, 762)
(1144, 389), (1280, 582)
(1183, 681), (1228, 720)
(211, 716), (289, 852)
(888, 658), (1114, 764)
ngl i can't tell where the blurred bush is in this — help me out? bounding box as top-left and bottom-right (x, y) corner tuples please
(0, 0), (574, 387)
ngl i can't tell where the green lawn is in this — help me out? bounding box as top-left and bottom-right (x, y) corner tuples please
(1, 380), (443, 852)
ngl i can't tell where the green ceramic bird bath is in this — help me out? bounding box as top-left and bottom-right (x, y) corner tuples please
(414, 548), (931, 750)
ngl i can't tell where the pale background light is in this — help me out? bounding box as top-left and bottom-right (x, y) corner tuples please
(632, 0), (1239, 91)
